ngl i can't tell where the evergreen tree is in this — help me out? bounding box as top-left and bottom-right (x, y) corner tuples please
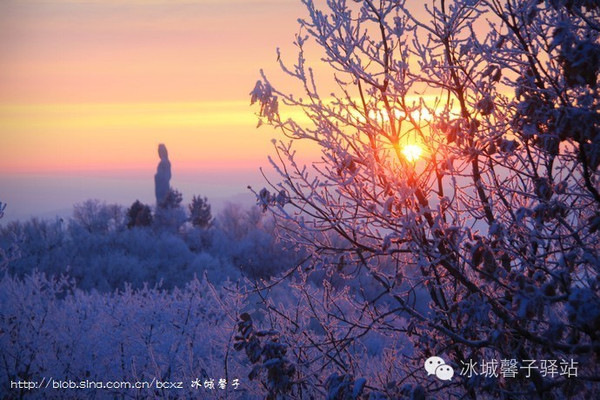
(188, 195), (213, 228)
(126, 200), (153, 228)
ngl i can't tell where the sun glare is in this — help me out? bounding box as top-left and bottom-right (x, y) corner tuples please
(401, 144), (423, 163)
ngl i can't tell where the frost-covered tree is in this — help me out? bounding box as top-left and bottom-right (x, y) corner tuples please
(127, 200), (153, 228)
(158, 188), (183, 210)
(0, 202), (19, 272)
(251, 0), (600, 397)
(72, 199), (125, 233)
(188, 195), (213, 228)
(155, 188), (186, 231)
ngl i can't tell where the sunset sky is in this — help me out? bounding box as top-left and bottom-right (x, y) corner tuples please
(0, 0), (308, 220)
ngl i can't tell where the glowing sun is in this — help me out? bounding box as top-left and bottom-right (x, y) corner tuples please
(401, 144), (423, 162)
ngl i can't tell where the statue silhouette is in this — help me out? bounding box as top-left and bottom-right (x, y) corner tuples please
(154, 144), (171, 206)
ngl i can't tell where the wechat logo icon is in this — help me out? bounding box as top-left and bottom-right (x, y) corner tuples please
(424, 356), (454, 381)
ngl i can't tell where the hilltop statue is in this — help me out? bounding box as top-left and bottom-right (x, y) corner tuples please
(154, 144), (171, 206)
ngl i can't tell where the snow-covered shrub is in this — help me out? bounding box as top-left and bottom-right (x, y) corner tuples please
(0, 200), (299, 291)
(1, 218), (69, 278)
(0, 271), (262, 399)
(210, 204), (302, 278)
(187, 252), (241, 284)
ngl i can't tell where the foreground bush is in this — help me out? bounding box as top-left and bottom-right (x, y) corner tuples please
(0, 271), (255, 399)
